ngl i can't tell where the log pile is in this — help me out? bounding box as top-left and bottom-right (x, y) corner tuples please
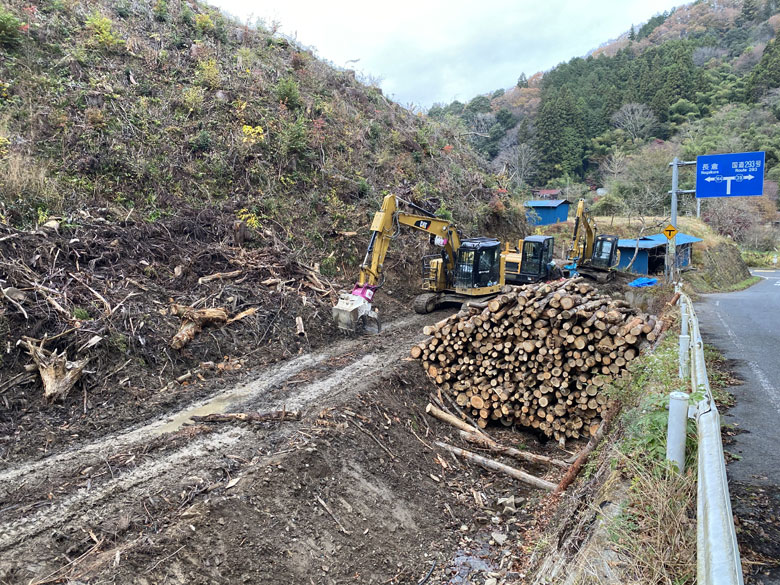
(411, 279), (661, 443)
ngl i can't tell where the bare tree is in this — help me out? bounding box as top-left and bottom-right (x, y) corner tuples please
(702, 198), (756, 241)
(610, 103), (657, 140)
(600, 150), (628, 182)
(504, 143), (538, 188)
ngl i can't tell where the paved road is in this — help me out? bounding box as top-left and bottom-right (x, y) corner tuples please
(697, 270), (780, 585)
(696, 270), (780, 486)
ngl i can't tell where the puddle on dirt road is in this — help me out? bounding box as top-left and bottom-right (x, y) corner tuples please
(444, 541), (506, 584)
(152, 389), (251, 435)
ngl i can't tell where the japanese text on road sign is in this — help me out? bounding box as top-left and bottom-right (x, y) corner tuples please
(696, 151), (765, 198)
(663, 224), (678, 241)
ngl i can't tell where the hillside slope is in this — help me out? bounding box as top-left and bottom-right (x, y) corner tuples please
(0, 0), (532, 461)
(0, 0), (515, 240)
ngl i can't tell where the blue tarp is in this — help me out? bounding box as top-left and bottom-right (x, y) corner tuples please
(628, 277), (658, 288)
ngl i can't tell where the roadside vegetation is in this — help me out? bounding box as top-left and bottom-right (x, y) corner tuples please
(604, 335), (697, 585)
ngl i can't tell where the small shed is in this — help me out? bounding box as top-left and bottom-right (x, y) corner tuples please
(525, 199), (571, 226)
(616, 233), (703, 275)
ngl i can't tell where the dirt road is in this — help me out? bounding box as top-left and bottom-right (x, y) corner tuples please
(0, 311), (556, 584)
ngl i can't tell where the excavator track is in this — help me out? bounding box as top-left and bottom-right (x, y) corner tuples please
(413, 293), (439, 314)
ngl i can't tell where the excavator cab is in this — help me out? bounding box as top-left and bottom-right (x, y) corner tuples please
(454, 238), (503, 294)
(589, 235), (620, 269)
(504, 235), (558, 284)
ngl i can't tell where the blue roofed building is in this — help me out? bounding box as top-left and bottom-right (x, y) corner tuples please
(616, 233), (703, 274)
(524, 199), (571, 226)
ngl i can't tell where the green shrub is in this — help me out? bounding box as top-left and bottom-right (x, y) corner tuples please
(180, 6), (194, 27)
(280, 114), (309, 157)
(0, 8), (22, 50)
(183, 86), (205, 112)
(196, 58), (220, 88)
(195, 13), (214, 34)
(85, 12), (124, 50)
(276, 77), (301, 109)
(73, 307), (90, 321)
(153, 0), (168, 22)
(114, 2), (131, 18)
(189, 129), (212, 153)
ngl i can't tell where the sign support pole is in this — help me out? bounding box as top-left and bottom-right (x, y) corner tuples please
(667, 159), (697, 283)
(668, 158), (679, 283)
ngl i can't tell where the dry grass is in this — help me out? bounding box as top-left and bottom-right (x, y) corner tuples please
(0, 151), (62, 215)
(609, 454), (697, 585)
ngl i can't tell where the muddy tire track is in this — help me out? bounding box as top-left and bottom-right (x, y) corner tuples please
(0, 313), (435, 573)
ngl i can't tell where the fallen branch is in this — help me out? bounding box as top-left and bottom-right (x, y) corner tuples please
(435, 441), (556, 491)
(24, 338), (90, 402)
(425, 402), (485, 436)
(458, 430), (568, 469)
(197, 269), (243, 285)
(69, 272), (111, 316)
(295, 316), (306, 336)
(190, 410), (301, 424)
(227, 307), (257, 324)
(28, 538), (104, 585)
(44, 294), (72, 321)
(0, 371), (36, 395)
(0, 286), (27, 319)
(316, 495), (352, 535)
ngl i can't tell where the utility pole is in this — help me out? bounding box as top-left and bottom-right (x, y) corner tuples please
(667, 158), (696, 283)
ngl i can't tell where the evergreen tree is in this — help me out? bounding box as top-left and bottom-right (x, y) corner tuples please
(739, 0), (760, 23)
(747, 39), (780, 101)
(534, 89), (586, 182)
(516, 73), (528, 89)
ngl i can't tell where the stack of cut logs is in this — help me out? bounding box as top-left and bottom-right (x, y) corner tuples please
(411, 279), (662, 443)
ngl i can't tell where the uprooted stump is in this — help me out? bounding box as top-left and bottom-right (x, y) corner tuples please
(170, 305), (229, 350)
(24, 339), (90, 402)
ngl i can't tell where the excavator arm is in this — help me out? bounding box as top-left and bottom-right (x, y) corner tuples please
(333, 194), (460, 333)
(566, 198), (620, 281)
(567, 199), (595, 264)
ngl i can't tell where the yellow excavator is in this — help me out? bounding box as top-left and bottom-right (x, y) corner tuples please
(332, 194), (561, 333)
(563, 199), (620, 282)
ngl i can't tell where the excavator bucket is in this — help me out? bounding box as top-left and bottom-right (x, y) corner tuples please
(332, 292), (381, 334)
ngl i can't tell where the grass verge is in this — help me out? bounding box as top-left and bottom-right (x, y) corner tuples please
(603, 334), (698, 585)
(687, 274), (761, 293)
(741, 249), (778, 268)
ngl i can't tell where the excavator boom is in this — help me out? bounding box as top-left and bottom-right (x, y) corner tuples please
(565, 198), (620, 281)
(332, 194), (460, 333)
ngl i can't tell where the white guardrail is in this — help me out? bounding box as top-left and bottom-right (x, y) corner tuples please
(675, 291), (743, 585)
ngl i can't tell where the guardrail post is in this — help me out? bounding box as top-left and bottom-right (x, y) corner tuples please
(679, 334), (690, 381)
(667, 391), (690, 473)
(680, 298), (689, 337)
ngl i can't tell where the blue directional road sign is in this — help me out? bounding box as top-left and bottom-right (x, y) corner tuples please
(696, 151), (765, 198)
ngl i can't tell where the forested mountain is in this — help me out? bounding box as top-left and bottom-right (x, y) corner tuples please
(430, 0), (780, 200)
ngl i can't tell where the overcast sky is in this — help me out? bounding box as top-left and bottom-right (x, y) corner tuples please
(211, 0), (684, 108)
